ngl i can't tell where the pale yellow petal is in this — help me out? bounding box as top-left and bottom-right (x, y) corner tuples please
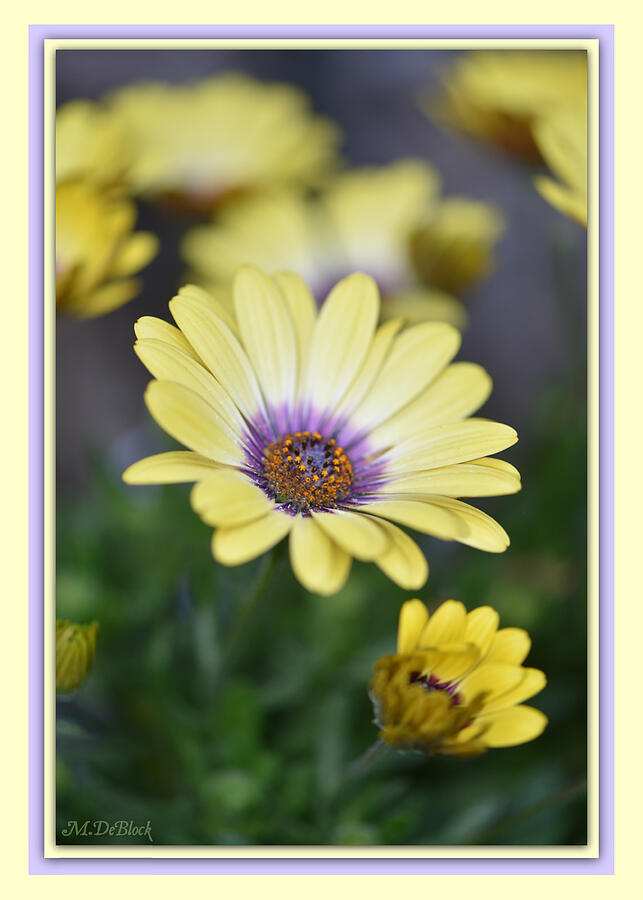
(481, 668), (546, 713)
(385, 419), (518, 475)
(420, 599), (467, 646)
(134, 315), (199, 360)
(272, 270), (316, 398)
(396, 599), (429, 653)
(477, 705), (548, 748)
(191, 469), (274, 527)
(170, 294), (266, 421)
(311, 509), (389, 561)
(144, 380), (244, 465)
(464, 606), (499, 656)
(233, 266), (297, 414)
(122, 451), (220, 484)
(327, 318), (403, 429)
(212, 509), (294, 566)
(177, 283), (239, 336)
(423, 497), (510, 553)
(371, 519), (429, 590)
(134, 339), (244, 433)
(485, 628), (532, 665)
(371, 363), (492, 448)
(376, 458), (521, 498)
(110, 231), (158, 277)
(358, 498), (466, 542)
(289, 516), (352, 596)
(304, 273), (379, 415)
(348, 322), (461, 436)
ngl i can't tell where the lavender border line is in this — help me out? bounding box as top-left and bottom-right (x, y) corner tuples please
(30, 23), (614, 874)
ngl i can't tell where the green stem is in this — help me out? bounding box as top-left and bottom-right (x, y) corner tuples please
(218, 549), (280, 673)
(471, 778), (587, 844)
(340, 739), (389, 785)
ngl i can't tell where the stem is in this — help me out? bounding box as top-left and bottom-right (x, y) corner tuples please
(471, 778), (587, 844)
(340, 739), (389, 785)
(218, 549), (280, 673)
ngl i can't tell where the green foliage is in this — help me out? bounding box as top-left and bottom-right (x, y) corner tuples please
(56, 386), (587, 846)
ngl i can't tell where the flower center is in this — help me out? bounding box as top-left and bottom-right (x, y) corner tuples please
(411, 672), (462, 707)
(262, 431), (353, 513)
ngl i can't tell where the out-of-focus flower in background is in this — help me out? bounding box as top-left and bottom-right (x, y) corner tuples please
(55, 180), (158, 318)
(426, 50), (587, 163)
(56, 619), (99, 694)
(533, 104), (587, 227)
(123, 266), (520, 596)
(56, 99), (133, 188)
(371, 598), (547, 757)
(182, 160), (504, 329)
(105, 73), (341, 214)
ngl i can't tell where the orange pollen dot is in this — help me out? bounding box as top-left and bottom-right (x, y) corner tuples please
(261, 430), (354, 513)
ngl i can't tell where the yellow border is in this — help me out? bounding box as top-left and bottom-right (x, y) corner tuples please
(45, 36), (598, 861)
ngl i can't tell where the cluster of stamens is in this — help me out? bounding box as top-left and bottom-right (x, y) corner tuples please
(262, 431), (354, 513)
(410, 672), (462, 707)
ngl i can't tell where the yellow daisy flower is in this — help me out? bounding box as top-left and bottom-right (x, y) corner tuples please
(106, 73), (340, 213)
(56, 620), (99, 694)
(428, 50), (587, 162)
(182, 161), (504, 329)
(123, 266), (520, 596)
(371, 599), (547, 756)
(56, 180), (158, 318)
(56, 98), (132, 188)
(533, 104), (587, 227)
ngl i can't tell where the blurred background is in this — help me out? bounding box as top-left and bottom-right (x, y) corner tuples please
(56, 49), (587, 846)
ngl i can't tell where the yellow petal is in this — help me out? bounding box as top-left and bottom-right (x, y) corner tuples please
(386, 419), (518, 475)
(358, 498), (466, 541)
(328, 318), (403, 429)
(272, 270), (316, 399)
(170, 294), (266, 421)
(481, 668), (546, 713)
(422, 641), (480, 682)
(305, 273), (379, 415)
(464, 606), (499, 656)
(233, 266), (297, 414)
(289, 516), (352, 596)
(460, 663), (525, 706)
(111, 231), (158, 277)
(349, 322), (461, 436)
(396, 599), (429, 653)
(424, 497), (510, 553)
(191, 469), (274, 527)
(376, 458), (521, 498)
(123, 451), (220, 484)
(420, 599), (467, 646)
(369, 518), (429, 590)
(144, 380), (244, 465)
(212, 509), (294, 566)
(312, 509), (389, 561)
(135, 339), (244, 433)
(371, 362), (492, 448)
(485, 628), (532, 665)
(134, 315), (200, 361)
(478, 705), (548, 748)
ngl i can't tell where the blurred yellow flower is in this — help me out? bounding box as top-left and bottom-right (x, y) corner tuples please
(106, 73), (341, 213)
(56, 620), (99, 694)
(56, 99), (132, 188)
(428, 50), (587, 162)
(533, 104), (587, 227)
(371, 599), (547, 756)
(56, 180), (158, 318)
(123, 266), (520, 596)
(182, 160), (504, 328)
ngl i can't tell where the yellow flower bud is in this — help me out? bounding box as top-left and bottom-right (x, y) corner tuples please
(56, 620), (99, 694)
